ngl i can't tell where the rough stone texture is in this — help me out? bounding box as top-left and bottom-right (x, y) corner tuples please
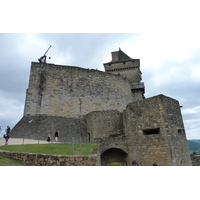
(103, 49), (142, 83)
(123, 95), (192, 166)
(11, 115), (87, 143)
(24, 62), (140, 117)
(85, 95), (191, 166)
(86, 110), (124, 142)
(104, 60), (141, 83)
(85, 110), (128, 165)
(0, 150), (98, 166)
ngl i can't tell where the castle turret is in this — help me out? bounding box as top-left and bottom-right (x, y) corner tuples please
(103, 48), (145, 99)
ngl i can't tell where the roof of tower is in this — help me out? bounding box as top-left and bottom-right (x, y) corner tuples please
(104, 48), (139, 65)
(117, 48), (132, 60)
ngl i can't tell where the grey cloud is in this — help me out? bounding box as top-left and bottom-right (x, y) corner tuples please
(142, 48), (200, 139)
(38, 33), (139, 69)
(0, 33), (199, 139)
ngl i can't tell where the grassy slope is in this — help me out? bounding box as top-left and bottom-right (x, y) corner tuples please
(0, 155), (31, 166)
(0, 143), (99, 155)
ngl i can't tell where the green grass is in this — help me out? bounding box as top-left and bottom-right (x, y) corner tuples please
(0, 143), (99, 155)
(0, 155), (31, 166)
(108, 162), (122, 166)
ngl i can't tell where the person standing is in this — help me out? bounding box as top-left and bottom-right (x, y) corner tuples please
(4, 126), (11, 145)
(4, 134), (10, 145)
(47, 134), (51, 143)
(6, 126), (11, 135)
(54, 129), (59, 142)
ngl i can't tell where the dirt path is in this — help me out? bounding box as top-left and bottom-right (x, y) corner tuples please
(0, 137), (48, 146)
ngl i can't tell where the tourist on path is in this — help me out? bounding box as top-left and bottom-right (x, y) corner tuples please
(6, 126), (11, 135)
(54, 129), (59, 142)
(47, 134), (51, 143)
(4, 133), (10, 145)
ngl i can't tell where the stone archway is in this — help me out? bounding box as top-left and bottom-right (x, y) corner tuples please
(101, 148), (128, 166)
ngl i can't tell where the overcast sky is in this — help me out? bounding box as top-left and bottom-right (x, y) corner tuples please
(1, 0), (200, 141)
(0, 33), (199, 139)
(1, 1), (200, 195)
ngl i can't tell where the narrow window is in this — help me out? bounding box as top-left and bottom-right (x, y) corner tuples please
(178, 129), (185, 134)
(143, 128), (160, 135)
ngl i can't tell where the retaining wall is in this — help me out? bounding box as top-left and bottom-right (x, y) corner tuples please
(0, 151), (98, 166)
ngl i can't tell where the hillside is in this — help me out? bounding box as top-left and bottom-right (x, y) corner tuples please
(187, 140), (200, 153)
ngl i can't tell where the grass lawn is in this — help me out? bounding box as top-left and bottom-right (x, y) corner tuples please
(0, 155), (32, 166)
(0, 143), (99, 155)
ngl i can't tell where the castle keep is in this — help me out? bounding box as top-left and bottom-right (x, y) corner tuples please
(11, 49), (192, 166)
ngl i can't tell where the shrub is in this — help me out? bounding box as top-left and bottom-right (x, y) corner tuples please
(108, 162), (122, 166)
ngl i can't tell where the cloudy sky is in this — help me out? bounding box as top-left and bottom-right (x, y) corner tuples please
(0, 33), (199, 139)
(1, 1), (200, 196)
(1, 0), (200, 141)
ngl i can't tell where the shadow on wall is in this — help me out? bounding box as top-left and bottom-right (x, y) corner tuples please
(101, 148), (128, 166)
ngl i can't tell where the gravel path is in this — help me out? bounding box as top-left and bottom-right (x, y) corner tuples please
(0, 137), (48, 146)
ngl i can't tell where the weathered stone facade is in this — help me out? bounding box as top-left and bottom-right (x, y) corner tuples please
(24, 62), (140, 117)
(11, 49), (192, 166)
(104, 48), (142, 83)
(124, 95), (191, 166)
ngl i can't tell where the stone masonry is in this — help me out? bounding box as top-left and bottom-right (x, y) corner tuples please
(11, 49), (192, 166)
(124, 95), (191, 166)
(24, 63), (139, 117)
(0, 150), (98, 166)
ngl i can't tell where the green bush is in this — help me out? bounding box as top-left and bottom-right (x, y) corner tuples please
(108, 162), (122, 166)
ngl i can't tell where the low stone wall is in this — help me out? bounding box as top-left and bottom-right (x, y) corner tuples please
(0, 150), (99, 166)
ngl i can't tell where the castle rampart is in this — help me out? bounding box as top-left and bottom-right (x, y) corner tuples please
(24, 62), (142, 118)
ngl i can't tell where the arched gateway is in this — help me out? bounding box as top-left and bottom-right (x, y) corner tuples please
(101, 148), (128, 166)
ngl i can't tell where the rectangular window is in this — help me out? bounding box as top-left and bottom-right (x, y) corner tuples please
(143, 128), (160, 135)
(178, 129), (185, 134)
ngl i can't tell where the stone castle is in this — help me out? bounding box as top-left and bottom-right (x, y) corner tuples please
(11, 48), (192, 166)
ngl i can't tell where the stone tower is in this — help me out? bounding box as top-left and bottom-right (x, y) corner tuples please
(103, 48), (145, 100)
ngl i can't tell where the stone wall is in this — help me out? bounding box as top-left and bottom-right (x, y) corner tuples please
(85, 110), (128, 162)
(11, 62), (144, 141)
(0, 150), (98, 166)
(86, 110), (124, 142)
(161, 95), (191, 165)
(104, 60), (142, 83)
(11, 115), (87, 142)
(123, 95), (192, 166)
(24, 62), (137, 118)
(11, 94), (191, 166)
